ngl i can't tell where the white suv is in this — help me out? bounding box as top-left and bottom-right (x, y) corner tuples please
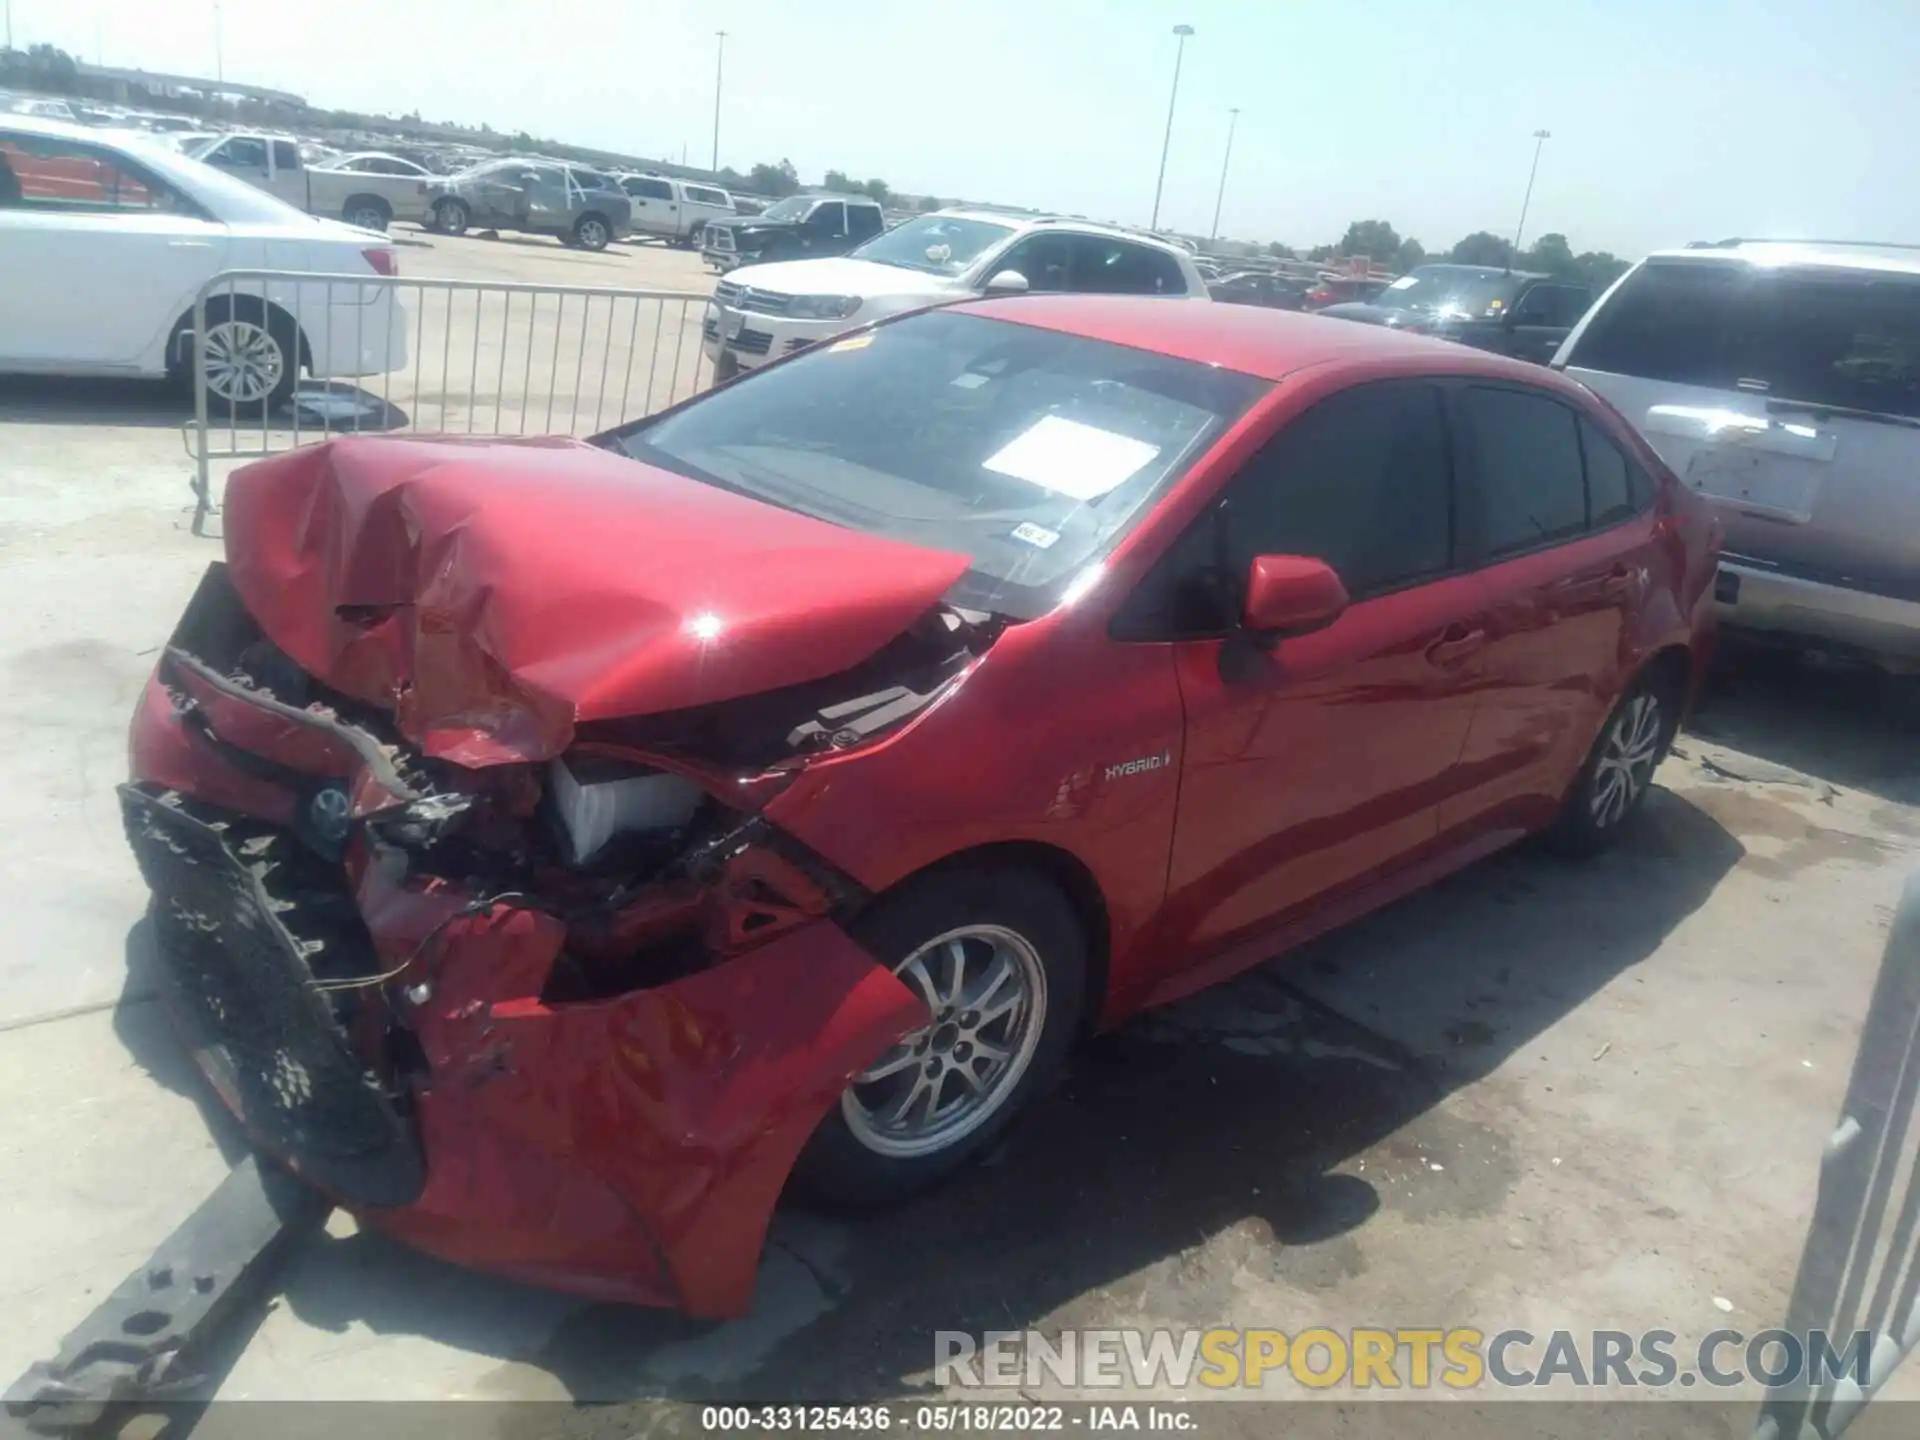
(1554, 240), (1920, 668)
(701, 209), (1210, 378)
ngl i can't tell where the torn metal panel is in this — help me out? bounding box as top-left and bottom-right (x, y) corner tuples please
(2, 1154), (328, 1427)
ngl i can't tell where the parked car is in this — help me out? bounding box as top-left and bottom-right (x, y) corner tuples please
(120, 296), (1716, 1318)
(1555, 240), (1920, 669)
(427, 158), (632, 250)
(189, 130), (438, 232)
(618, 173), (735, 246)
(700, 191), (886, 271)
(0, 116), (407, 415)
(702, 208), (1209, 378)
(1304, 275), (1390, 309)
(1319, 264), (1592, 363)
(1210, 270), (1310, 309)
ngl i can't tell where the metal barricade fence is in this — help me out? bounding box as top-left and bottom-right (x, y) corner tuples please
(184, 269), (715, 529)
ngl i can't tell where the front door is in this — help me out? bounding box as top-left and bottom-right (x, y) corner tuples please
(1440, 384), (1662, 839)
(1152, 380), (1489, 968)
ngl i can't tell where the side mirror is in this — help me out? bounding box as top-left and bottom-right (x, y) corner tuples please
(984, 269), (1030, 295)
(1242, 555), (1348, 641)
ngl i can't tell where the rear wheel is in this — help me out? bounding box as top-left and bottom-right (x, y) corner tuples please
(432, 197), (470, 236)
(190, 298), (300, 420)
(572, 213), (612, 251)
(342, 197), (390, 232)
(792, 866), (1085, 1206)
(1548, 670), (1680, 856)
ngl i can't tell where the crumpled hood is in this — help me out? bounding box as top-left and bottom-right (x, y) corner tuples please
(220, 435), (970, 767)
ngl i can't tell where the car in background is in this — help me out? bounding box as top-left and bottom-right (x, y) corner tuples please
(1318, 265), (1591, 363)
(1210, 270), (1309, 309)
(0, 115), (407, 416)
(1304, 275), (1390, 309)
(701, 191), (886, 272)
(427, 158), (632, 250)
(618, 173), (735, 246)
(701, 208), (1209, 377)
(121, 296), (1716, 1318)
(8, 97), (76, 121)
(1555, 240), (1920, 669)
(190, 131), (439, 232)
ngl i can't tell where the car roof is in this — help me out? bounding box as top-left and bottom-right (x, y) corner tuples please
(952, 294), (1578, 386)
(932, 207), (1197, 258)
(1651, 239), (1920, 277)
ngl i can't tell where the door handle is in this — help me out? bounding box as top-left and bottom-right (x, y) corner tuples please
(1600, 565), (1636, 598)
(1426, 626), (1487, 666)
(168, 240), (213, 248)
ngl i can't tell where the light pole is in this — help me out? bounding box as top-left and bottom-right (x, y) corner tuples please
(212, 2), (224, 85)
(1208, 106), (1239, 244)
(1148, 23), (1193, 232)
(711, 30), (727, 173)
(1510, 128), (1551, 263)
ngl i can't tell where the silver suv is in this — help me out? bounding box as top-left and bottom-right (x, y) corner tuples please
(1555, 240), (1920, 669)
(427, 159), (633, 251)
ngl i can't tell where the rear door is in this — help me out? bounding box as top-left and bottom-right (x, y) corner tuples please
(1561, 258), (1920, 607)
(1147, 380), (1491, 960)
(0, 128), (229, 368)
(1507, 283), (1590, 363)
(267, 140), (307, 209)
(623, 176), (677, 236)
(1440, 383), (1664, 839)
(801, 200), (847, 255)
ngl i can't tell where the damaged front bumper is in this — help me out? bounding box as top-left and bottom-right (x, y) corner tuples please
(123, 567), (924, 1317)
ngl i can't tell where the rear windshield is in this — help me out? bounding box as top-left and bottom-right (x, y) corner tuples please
(607, 310), (1267, 617)
(1567, 259), (1920, 420)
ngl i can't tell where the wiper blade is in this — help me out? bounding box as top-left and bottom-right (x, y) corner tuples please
(1765, 398), (1920, 431)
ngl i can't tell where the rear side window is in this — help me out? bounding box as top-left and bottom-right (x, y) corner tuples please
(848, 203), (884, 239)
(1570, 260), (1920, 420)
(1072, 237), (1188, 296)
(1580, 418), (1638, 528)
(1460, 387), (1587, 557)
(1218, 382), (1454, 599)
(271, 140), (300, 170)
(627, 176), (673, 200)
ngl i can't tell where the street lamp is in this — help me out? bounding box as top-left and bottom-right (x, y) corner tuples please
(1148, 23), (1194, 232)
(212, 2), (224, 86)
(711, 30), (727, 173)
(1510, 128), (1551, 262)
(1208, 106), (1240, 244)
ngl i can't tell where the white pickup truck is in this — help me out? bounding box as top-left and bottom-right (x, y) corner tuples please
(189, 132), (437, 232)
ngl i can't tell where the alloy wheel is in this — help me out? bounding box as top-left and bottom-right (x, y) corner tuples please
(347, 205), (386, 231)
(842, 924), (1047, 1158)
(1590, 692), (1664, 828)
(578, 218), (609, 249)
(202, 319), (285, 405)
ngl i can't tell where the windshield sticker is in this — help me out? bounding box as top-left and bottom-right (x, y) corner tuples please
(826, 334), (874, 353)
(1011, 521), (1062, 550)
(1385, 275), (1419, 290)
(982, 415), (1161, 501)
(950, 372), (989, 390)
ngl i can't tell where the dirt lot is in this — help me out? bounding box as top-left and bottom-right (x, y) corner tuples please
(1, 233), (1917, 1435)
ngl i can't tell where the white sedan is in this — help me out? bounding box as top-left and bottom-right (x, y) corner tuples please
(0, 115), (408, 416)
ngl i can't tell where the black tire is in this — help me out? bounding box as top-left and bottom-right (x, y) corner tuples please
(432, 197), (470, 236)
(187, 296), (301, 421)
(791, 865), (1086, 1207)
(341, 197), (391, 233)
(1547, 668), (1682, 857)
(711, 350), (741, 384)
(572, 213), (612, 251)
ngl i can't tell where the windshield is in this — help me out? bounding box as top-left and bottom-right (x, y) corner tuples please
(1376, 267), (1519, 316)
(756, 196), (811, 222)
(852, 214), (1016, 275)
(609, 311), (1266, 616)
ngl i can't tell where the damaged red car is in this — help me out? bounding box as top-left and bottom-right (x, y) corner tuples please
(122, 297), (1718, 1317)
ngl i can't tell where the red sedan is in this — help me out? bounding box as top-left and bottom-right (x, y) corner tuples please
(122, 297), (1718, 1317)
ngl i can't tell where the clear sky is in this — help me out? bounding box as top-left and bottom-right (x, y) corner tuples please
(13, 0), (1917, 259)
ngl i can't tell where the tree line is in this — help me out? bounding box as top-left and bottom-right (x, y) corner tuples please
(1223, 218), (1631, 291)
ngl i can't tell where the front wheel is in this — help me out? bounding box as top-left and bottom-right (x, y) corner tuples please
(792, 866), (1085, 1207)
(342, 199), (390, 232)
(572, 214), (611, 251)
(1548, 671), (1680, 856)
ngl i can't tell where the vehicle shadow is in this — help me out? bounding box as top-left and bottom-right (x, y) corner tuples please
(0, 375), (188, 429)
(1689, 641), (1920, 808)
(203, 784), (1740, 1417)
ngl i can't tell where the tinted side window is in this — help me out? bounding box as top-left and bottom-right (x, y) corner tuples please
(1564, 260), (1748, 388)
(271, 140), (300, 170)
(848, 203), (884, 239)
(1580, 418), (1637, 527)
(1460, 387), (1587, 556)
(629, 177), (673, 200)
(997, 233), (1072, 291)
(1070, 237), (1187, 295)
(1220, 383), (1454, 600)
(807, 201), (846, 233)
(685, 185), (729, 208)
